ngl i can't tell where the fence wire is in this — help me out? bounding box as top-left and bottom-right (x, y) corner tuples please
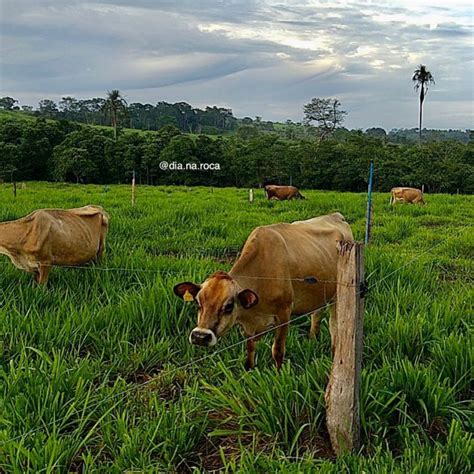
(0, 224), (471, 446)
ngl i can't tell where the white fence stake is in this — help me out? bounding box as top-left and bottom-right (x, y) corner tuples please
(131, 170), (136, 206)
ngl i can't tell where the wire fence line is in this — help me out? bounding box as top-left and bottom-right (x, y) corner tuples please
(1, 223), (470, 284)
(0, 224), (471, 446)
(0, 305), (328, 447)
(0, 258), (346, 286)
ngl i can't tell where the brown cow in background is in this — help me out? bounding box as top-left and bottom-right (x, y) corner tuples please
(390, 187), (425, 205)
(264, 185), (305, 200)
(0, 205), (109, 284)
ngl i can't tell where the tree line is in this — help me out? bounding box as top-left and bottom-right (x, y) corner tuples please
(0, 115), (472, 194)
(0, 86), (470, 144)
(0, 94), (246, 135)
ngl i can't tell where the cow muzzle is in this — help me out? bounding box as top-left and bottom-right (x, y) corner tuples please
(189, 327), (217, 347)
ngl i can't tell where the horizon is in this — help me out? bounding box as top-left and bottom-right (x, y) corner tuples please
(1, 1), (473, 130)
(1, 100), (472, 133)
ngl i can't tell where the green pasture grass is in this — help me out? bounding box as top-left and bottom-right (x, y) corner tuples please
(0, 183), (472, 472)
(0, 110), (38, 123)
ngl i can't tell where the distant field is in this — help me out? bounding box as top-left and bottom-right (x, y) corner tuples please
(0, 110), (223, 139)
(0, 183), (472, 472)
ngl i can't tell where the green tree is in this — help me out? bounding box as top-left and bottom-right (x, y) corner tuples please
(102, 90), (128, 140)
(236, 125), (260, 140)
(366, 127), (387, 139)
(159, 135), (197, 185)
(38, 99), (59, 118)
(412, 65), (435, 140)
(303, 98), (347, 141)
(0, 97), (18, 110)
(59, 96), (81, 120)
(52, 147), (98, 183)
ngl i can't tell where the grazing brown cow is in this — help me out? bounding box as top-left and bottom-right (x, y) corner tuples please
(0, 205), (109, 284)
(390, 187), (425, 205)
(174, 213), (353, 369)
(264, 185), (305, 200)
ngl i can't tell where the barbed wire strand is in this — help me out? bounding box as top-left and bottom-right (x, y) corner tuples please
(0, 224), (470, 446)
(2, 222), (470, 284)
(0, 257), (345, 285)
(0, 259), (350, 286)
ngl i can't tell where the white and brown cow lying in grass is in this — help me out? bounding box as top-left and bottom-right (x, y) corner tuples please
(174, 212), (353, 369)
(0, 205), (109, 284)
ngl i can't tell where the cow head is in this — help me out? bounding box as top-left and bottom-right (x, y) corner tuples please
(174, 271), (259, 347)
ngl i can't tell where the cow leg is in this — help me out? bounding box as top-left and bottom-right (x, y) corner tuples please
(35, 265), (50, 285)
(309, 310), (323, 338)
(272, 317), (290, 370)
(329, 303), (338, 356)
(97, 236), (105, 260)
(245, 338), (257, 370)
(245, 335), (264, 369)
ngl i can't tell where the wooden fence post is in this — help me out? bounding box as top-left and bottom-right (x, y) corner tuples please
(249, 188), (254, 203)
(325, 241), (365, 455)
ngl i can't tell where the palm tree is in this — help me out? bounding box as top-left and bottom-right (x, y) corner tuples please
(103, 90), (127, 140)
(412, 65), (435, 140)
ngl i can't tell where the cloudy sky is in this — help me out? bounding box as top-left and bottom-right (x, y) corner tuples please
(1, 0), (473, 129)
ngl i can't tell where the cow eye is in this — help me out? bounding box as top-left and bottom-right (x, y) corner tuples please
(223, 302), (234, 314)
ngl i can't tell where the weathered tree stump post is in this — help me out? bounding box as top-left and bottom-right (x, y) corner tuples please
(325, 241), (365, 455)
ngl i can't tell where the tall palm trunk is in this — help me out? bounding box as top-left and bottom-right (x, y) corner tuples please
(112, 110), (117, 140)
(419, 82), (425, 140)
(419, 96), (422, 140)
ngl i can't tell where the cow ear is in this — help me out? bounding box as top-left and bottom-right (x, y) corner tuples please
(174, 282), (201, 301)
(238, 289), (259, 309)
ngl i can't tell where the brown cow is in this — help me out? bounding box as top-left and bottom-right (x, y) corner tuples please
(0, 205), (109, 284)
(264, 185), (305, 200)
(174, 213), (353, 369)
(390, 187), (425, 205)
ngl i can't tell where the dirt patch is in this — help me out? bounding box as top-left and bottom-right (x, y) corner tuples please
(69, 457), (85, 474)
(296, 426), (334, 460)
(422, 220), (447, 228)
(428, 416), (448, 441)
(186, 430), (275, 473)
(102, 364), (189, 405)
(178, 409), (334, 473)
(133, 370), (187, 404)
(436, 262), (473, 283)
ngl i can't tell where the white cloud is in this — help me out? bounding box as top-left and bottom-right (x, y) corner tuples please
(0, 0), (472, 129)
